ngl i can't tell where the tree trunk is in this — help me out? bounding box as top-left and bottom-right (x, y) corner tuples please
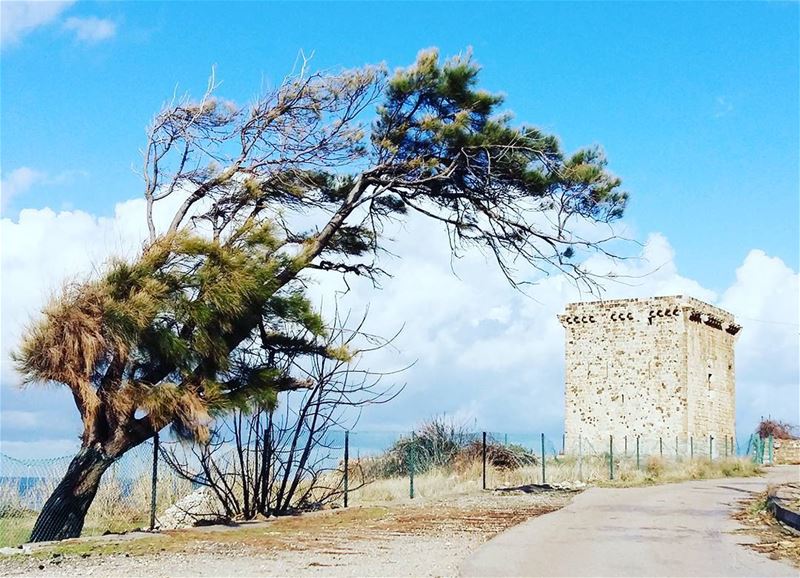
(29, 445), (114, 542)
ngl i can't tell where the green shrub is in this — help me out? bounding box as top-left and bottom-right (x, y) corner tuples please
(355, 417), (538, 482)
(455, 440), (537, 471)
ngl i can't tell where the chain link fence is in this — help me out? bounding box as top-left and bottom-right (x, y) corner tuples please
(0, 430), (772, 548)
(0, 441), (192, 549)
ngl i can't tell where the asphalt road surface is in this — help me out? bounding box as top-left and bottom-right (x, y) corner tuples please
(461, 466), (800, 577)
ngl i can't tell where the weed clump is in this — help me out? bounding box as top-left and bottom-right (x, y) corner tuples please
(644, 457), (666, 478)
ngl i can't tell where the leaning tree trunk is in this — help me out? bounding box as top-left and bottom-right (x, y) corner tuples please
(29, 445), (115, 542)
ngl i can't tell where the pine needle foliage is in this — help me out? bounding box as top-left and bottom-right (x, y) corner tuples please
(14, 226), (331, 448)
(369, 49), (627, 283)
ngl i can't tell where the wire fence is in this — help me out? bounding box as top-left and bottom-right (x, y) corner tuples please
(0, 431), (773, 548)
(0, 441), (194, 549)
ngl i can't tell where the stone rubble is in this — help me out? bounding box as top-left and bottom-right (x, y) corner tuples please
(157, 487), (228, 530)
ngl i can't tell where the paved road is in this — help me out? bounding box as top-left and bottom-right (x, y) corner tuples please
(461, 466), (800, 577)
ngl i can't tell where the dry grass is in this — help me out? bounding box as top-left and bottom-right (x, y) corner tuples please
(734, 489), (800, 568)
(0, 468), (193, 547)
(595, 456), (762, 487)
(338, 417), (762, 505)
(82, 466), (194, 535)
(343, 455), (761, 505)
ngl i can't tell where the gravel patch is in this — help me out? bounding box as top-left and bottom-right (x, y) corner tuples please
(0, 490), (573, 577)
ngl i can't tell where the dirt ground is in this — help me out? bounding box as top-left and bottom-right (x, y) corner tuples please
(0, 490), (572, 577)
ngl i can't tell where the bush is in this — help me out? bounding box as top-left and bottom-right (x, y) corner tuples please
(757, 419), (798, 440)
(355, 452), (405, 480)
(455, 440), (537, 471)
(355, 417), (538, 482)
(369, 417), (472, 478)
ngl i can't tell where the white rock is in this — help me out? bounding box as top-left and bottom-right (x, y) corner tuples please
(157, 487), (228, 530)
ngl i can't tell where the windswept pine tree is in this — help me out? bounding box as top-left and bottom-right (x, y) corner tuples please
(14, 49), (627, 541)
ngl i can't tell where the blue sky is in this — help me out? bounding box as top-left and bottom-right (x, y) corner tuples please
(1, 1), (798, 456)
(3, 2), (797, 290)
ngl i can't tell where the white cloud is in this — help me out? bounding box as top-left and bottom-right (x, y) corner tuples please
(719, 250), (799, 424)
(0, 439), (79, 460)
(0, 410), (39, 430)
(714, 96), (734, 118)
(306, 220), (797, 436)
(0, 0), (74, 47)
(63, 16), (116, 44)
(1, 198), (797, 458)
(1, 167), (45, 208)
(1, 167), (89, 210)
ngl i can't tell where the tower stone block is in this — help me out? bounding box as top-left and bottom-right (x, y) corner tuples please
(559, 295), (740, 454)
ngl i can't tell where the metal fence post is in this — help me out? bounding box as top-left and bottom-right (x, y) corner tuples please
(409, 432), (415, 499)
(540, 433), (546, 485)
(267, 418), (274, 512)
(482, 432), (487, 490)
(690, 436), (694, 460)
(624, 435), (628, 457)
(724, 435), (728, 458)
(709, 435), (713, 461)
(344, 430), (349, 507)
(659, 437), (663, 458)
(768, 434), (774, 465)
(562, 433), (566, 455)
(609, 435), (614, 480)
(262, 419), (272, 515)
(675, 435), (679, 460)
(636, 435), (640, 470)
(149, 432), (159, 531)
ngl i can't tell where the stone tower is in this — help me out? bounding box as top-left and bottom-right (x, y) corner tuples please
(559, 295), (741, 454)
